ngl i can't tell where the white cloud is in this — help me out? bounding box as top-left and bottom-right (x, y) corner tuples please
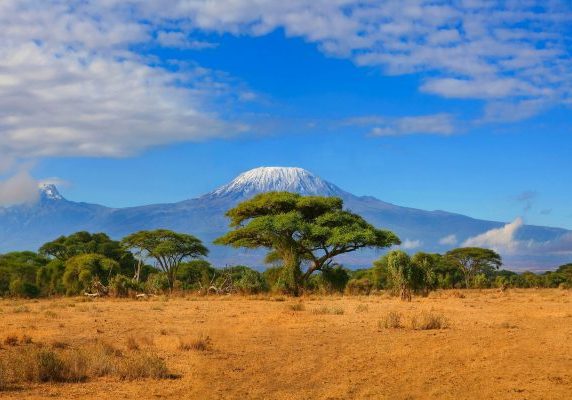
(439, 234), (458, 246)
(156, 31), (218, 49)
(0, 170), (39, 206)
(463, 218), (572, 260)
(164, 0), (572, 121)
(463, 217), (525, 253)
(345, 113), (456, 136)
(401, 239), (422, 250)
(2, 0), (571, 171)
(372, 114), (455, 136)
(0, 0), (249, 162)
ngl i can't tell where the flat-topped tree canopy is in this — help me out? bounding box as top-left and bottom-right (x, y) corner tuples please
(215, 192), (400, 295)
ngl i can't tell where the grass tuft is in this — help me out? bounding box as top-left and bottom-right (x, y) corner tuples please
(312, 306), (344, 315)
(178, 335), (211, 352)
(287, 303), (305, 311)
(410, 311), (448, 330)
(380, 311), (403, 329)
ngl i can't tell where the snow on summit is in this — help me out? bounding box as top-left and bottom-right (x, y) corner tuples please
(39, 183), (63, 200)
(207, 167), (345, 198)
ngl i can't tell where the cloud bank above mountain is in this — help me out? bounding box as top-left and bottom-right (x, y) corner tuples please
(1, 0), (571, 162)
(1, 1), (571, 205)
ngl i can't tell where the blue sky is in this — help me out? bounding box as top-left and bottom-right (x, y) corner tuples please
(1, 0), (572, 229)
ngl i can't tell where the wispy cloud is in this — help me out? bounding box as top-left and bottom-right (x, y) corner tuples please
(345, 113), (456, 136)
(0, 170), (39, 206)
(400, 239), (423, 250)
(514, 190), (538, 213)
(439, 234), (458, 246)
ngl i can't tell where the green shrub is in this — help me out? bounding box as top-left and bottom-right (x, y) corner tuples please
(9, 279), (40, 298)
(145, 273), (170, 294)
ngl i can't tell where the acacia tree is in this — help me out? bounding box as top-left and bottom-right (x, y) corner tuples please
(214, 192), (400, 295)
(445, 247), (502, 288)
(39, 231), (136, 276)
(121, 230), (208, 291)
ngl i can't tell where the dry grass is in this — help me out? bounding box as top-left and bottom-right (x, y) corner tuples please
(178, 334), (211, 352)
(311, 306), (344, 315)
(0, 340), (172, 391)
(0, 289), (570, 399)
(287, 302), (306, 312)
(125, 336), (140, 351)
(410, 311), (449, 330)
(380, 311), (403, 329)
(355, 304), (369, 313)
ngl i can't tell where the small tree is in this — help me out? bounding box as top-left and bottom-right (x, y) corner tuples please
(121, 230), (208, 292)
(384, 250), (424, 301)
(445, 247), (502, 289)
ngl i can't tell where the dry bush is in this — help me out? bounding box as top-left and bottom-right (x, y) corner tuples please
(44, 311), (58, 319)
(4, 335), (19, 346)
(117, 353), (169, 380)
(178, 334), (211, 352)
(21, 335), (33, 344)
(287, 303), (305, 311)
(159, 329), (168, 336)
(51, 340), (69, 349)
(126, 336), (140, 351)
(381, 311), (403, 329)
(0, 360), (8, 391)
(498, 321), (518, 329)
(0, 340), (172, 388)
(312, 306), (344, 315)
(410, 311), (448, 330)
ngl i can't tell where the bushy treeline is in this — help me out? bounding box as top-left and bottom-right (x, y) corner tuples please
(0, 231), (571, 299)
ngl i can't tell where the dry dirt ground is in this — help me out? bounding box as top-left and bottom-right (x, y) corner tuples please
(0, 289), (571, 400)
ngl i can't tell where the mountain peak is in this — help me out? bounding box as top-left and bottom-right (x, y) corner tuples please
(39, 183), (64, 201)
(205, 167), (346, 199)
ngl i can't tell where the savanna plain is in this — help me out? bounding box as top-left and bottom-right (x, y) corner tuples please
(0, 289), (571, 400)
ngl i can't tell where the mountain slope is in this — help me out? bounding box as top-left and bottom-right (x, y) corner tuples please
(0, 167), (569, 270)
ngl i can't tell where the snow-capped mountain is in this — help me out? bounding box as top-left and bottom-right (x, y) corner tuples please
(0, 166), (569, 270)
(39, 183), (64, 201)
(205, 167), (347, 199)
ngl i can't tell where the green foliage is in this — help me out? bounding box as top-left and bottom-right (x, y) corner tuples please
(109, 274), (142, 297)
(145, 273), (171, 294)
(231, 267), (267, 294)
(312, 265), (350, 294)
(36, 259), (66, 296)
(0, 251), (49, 297)
(215, 192), (399, 295)
(262, 266), (284, 292)
(445, 247), (502, 288)
(176, 260), (216, 290)
(9, 278), (40, 298)
(122, 229), (208, 291)
(39, 232), (136, 276)
(62, 254), (119, 295)
(385, 250), (417, 301)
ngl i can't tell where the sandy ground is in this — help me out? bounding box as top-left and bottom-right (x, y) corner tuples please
(0, 289), (571, 400)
